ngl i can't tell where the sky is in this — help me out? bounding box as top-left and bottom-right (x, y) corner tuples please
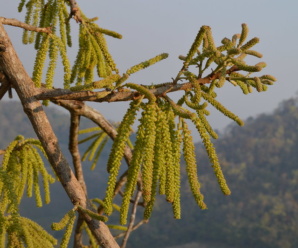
(1, 0), (298, 133)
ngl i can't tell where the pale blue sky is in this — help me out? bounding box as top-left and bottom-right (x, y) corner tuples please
(1, 1), (298, 132)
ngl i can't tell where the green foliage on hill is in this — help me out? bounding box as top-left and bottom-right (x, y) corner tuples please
(1, 96), (298, 247)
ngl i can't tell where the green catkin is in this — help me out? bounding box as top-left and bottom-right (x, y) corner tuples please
(125, 83), (156, 102)
(33, 167), (42, 207)
(126, 53), (169, 75)
(240, 37), (259, 51)
(20, 220), (34, 248)
(58, 0), (67, 46)
(90, 139), (108, 170)
(79, 126), (101, 134)
(26, 159), (34, 198)
(94, 27), (123, 39)
(235, 80), (250, 94)
(107, 225), (128, 231)
(51, 209), (75, 231)
(144, 107), (166, 219)
(227, 48), (241, 56)
(201, 91), (244, 126)
(34, 6), (47, 50)
(79, 133), (100, 146)
(238, 23), (249, 47)
(197, 110), (218, 139)
(70, 74), (120, 91)
(232, 34), (240, 46)
(260, 74), (277, 82)
(104, 100), (141, 215)
(230, 58), (263, 72)
(86, 134), (107, 161)
(120, 129), (144, 225)
(182, 119), (207, 209)
(24, 217), (57, 246)
(141, 104), (157, 203)
(32, 35), (50, 87)
(245, 50), (263, 58)
(115, 73), (129, 87)
(78, 206), (108, 222)
(205, 26), (217, 52)
(18, 0), (26, 12)
(191, 116), (231, 195)
(254, 77), (263, 92)
(184, 26), (207, 65)
(82, 222), (98, 247)
(45, 38), (59, 90)
(22, 1), (34, 44)
(120, 103), (157, 224)
(168, 110), (182, 218)
(60, 213), (76, 248)
(52, 36), (71, 88)
(30, 146), (53, 204)
(17, 149), (29, 204)
(29, 2), (41, 44)
(94, 31), (118, 73)
(162, 112), (175, 203)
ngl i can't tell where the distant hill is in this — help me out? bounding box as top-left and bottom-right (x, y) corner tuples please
(1, 98), (298, 248)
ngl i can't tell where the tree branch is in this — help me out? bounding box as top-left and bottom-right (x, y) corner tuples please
(114, 220), (148, 240)
(69, 112), (87, 194)
(34, 66), (240, 103)
(67, 0), (83, 23)
(53, 99), (133, 164)
(0, 17), (51, 33)
(0, 23), (119, 248)
(121, 190), (142, 248)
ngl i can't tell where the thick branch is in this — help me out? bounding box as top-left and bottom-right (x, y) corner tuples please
(0, 23), (119, 248)
(35, 66), (239, 103)
(0, 17), (51, 33)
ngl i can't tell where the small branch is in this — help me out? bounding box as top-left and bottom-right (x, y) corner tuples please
(53, 99), (133, 164)
(35, 66), (240, 103)
(67, 0), (83, 23)
(0, 149), (5, 155)
(114, 220), (148, 240)
(120, 190), (142, 248)
(0, 17), (51, 33)
(73, 215), (84, 248)
(69, 112), (87, 194)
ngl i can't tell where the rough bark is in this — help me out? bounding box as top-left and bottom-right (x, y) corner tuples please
(0, 23), (119, 248)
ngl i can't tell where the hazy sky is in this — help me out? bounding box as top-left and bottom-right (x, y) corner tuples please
(1, 0), (298, 133)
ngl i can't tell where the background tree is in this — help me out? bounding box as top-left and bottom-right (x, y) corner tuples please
(0, 1), (276, 247)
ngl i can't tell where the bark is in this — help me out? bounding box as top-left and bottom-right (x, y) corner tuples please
(0, 23), (119, 248)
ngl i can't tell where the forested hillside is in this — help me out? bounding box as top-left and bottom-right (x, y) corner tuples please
(0, 97), (297, 248)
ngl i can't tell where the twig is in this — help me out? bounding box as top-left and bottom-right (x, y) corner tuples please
(35, 66), (240, 103)
(69, 112), (87, 194)
(73, 215), (84, 248)
(0, 17), (51, 33)
(67, 0), (83, 23)
(120, 190), (142, 248)
(114, 219), (148, 239)
(53, 100), (133, 163)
